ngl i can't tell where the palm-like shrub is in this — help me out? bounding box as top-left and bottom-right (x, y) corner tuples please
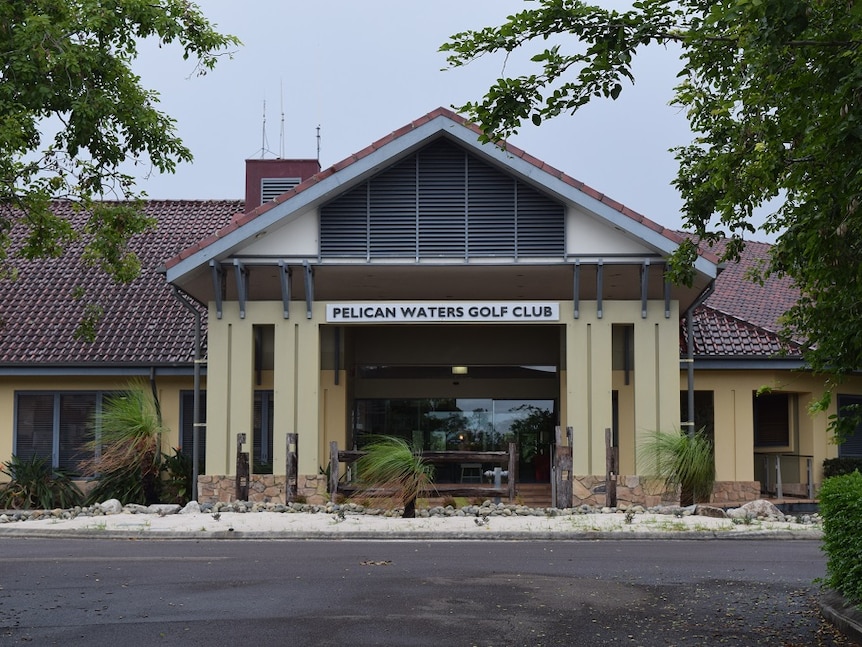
(0, 455), (83, 509)
(639, 429), (715, 506)
(79, 382), (165, 505)
(353, 437), (435, 518)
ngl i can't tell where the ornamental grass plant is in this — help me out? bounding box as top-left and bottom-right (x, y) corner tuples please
(353, 436), (435, 518)
(639, 429), (716, 506)
(79, 381), (165, 505)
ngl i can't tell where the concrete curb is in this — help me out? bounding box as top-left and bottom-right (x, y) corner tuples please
(0, 527), (824, 541)
(819, 590), (862, 646)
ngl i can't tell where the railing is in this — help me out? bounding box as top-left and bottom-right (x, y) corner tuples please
(754, 453), (814, 499)
(328, 441), (517, 503)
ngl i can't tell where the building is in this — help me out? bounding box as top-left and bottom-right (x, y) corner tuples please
(3, 108), (861, 506)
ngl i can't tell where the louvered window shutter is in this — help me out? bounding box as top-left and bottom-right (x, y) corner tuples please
(15, 394), (55, 463)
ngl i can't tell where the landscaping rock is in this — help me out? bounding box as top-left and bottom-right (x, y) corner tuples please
(98, 499), (123, 515)
(695, 505), (728, 518)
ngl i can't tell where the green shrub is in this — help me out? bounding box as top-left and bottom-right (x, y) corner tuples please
(161, 448), (193, 505)
(820, 471), (862, 607)
(823, 457), (862, 478)
(0, 455), (83, 509)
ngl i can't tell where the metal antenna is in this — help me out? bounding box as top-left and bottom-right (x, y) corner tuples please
(316, 125), (321, 161)
(260, 99), (267, 159)
(279, 79), (285, 159)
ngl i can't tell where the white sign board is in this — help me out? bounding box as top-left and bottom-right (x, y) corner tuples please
(325, 302), (560, 323)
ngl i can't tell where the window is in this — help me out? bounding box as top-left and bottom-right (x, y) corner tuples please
(14, 392), (111, 472)
(180, 390), (274, 474)
(680, 391), (715, 444)
(179, 390), (207, 472)
(837, 395), (862, 458)
(253, 391), (274, 474)
(753, 392), (793, 447)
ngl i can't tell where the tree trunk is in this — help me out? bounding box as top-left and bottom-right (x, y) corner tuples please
(402, 497), (416, 518)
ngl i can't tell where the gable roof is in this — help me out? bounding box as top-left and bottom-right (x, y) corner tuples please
(0, 200), (240, 369)
(164, 107), (719, 284)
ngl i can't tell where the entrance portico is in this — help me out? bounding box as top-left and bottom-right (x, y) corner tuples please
(165, 108), (717, 505)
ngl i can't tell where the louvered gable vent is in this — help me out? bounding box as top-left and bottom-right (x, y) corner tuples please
(261, 177), (301, 204)
(320, 139), (564, 259)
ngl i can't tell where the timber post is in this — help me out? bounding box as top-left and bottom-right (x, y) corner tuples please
(235, 432), (249, 501)
(285, 433), (297, 502)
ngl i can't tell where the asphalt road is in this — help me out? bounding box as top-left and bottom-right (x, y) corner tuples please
(0, 538), (853, 646)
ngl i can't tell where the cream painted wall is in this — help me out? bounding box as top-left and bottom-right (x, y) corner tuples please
(566, 206), (657, 256)
(236, 207), (318, 257)
(560, 300), (680, 476)
(680, 369), (862, 484)
(207, 301), (322, 477)
(0, 374), (194, 482)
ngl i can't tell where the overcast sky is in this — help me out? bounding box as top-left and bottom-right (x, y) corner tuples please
(128, 1), (772, 242)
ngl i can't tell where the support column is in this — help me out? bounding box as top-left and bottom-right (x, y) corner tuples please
(294, 314), (321, 476)
(562, 302), (612, 475)
(205, 304), (231, 474)
(227, 307), (254, 477)
(272, 310), (297, 475)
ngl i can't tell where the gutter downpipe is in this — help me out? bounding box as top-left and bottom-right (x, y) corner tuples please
(172, 286), (204, 502)
(683, 278), (717, 437)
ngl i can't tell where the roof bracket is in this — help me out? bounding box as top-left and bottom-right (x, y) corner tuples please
(596, 259), (604, 320)
(233, 259), (248, 319)
(573, 260), (581, 320)
(278, 260), (291, 319)
(302, 260), (314, 319)
(640, 259), (650, 319)
(209, 260), (224, 320)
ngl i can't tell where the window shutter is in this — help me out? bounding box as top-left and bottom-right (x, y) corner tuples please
(15, 394), (55, 463)
(180, 390), (207, 466)
(58, 394), (96, 472)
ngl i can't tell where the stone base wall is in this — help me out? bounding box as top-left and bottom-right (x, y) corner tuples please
(573, 476), (762, 507)
(196, 474), (328, 505)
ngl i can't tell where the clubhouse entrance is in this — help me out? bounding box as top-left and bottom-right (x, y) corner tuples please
(343, 323), (560, 484)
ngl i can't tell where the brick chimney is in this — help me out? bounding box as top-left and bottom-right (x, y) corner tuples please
(244, 159), (321, 213)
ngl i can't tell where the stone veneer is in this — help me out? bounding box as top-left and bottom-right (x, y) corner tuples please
(572, 476), (761, 507)
(197, 474), (328, 505)
(197, 474), (762, 508)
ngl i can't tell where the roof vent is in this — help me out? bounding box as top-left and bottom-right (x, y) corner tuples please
(261, 177), (300, 203)
(245, 158), (321, 212)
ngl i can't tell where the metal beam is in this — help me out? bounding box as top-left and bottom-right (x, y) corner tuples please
(278, 260), (291, 319)
(209, 259), (224, 320)
(596, 259), (603, 319)
(640, 259), (650, 319)
(303, 260), (314, 319)
(233, 259), (248, 319)
(573, 260), (580, 319)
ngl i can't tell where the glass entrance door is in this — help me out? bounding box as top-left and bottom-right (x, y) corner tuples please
(353, 397), (555, 483)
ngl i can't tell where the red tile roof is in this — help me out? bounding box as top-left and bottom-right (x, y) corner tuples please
(0, 199), (798, 367)
(681, 238), (803, 358)
(0, 200), (240, 365)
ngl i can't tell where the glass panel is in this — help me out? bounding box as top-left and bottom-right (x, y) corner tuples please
(253, 391), (274, 474)
(353, 397), (555, 483)
(180, 390), (207, 472)
(58, 394), (96, 473)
